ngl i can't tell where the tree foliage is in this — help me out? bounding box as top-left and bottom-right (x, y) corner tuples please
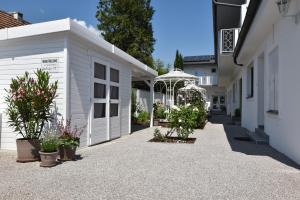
(153, 58), (169, 75)
(96, 0), (155, 67)
(174, 50), (184, 70)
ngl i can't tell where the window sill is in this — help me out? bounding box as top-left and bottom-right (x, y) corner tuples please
(246, 96), (254, 100)
(267, 110), (279, 115)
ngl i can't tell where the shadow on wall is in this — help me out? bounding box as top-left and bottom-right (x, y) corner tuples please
(209, 114), (300, 170)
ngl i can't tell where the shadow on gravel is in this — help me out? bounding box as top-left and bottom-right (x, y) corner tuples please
(209, 114), (300, 170)
(131, 124), (150, 134)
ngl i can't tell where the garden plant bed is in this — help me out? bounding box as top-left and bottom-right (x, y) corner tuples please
(149, 137), (196, 144)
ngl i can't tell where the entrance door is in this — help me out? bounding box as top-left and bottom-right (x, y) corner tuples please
(91, 61), (109, 144)
(109, 67), (121, 139)
(257, 54), (265, 126)
(212, 96), (219, 110)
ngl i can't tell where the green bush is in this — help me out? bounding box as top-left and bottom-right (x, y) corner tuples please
(189, 91), (207, 129)
(235, 108), (241, 118)
(153, 128), (166, 141)
(153, 103), (166, 119)
(41, 129), (59, 153)
(169, 104), (198, 139)
(137, 111), (150, 124)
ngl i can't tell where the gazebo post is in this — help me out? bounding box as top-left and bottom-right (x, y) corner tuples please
(149, 79), (154, 127)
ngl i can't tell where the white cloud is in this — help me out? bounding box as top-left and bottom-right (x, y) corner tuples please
(73, 19), (102, 37)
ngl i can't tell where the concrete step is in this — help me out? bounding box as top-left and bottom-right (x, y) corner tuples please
(247, 128), (269, 145)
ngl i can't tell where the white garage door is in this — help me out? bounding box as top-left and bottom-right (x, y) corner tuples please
(90, 59), (121, 145)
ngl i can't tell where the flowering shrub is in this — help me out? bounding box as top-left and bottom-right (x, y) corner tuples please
(168, 104), (198, 139)
(189, 91), (207, 129)
(153, 102), (166, 119)
(57, 119), (86, 148)
(5, 69), (58, 139)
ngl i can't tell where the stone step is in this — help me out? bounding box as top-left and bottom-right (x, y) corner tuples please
(247, 129), (269, 145)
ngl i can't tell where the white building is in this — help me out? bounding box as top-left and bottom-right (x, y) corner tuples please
(213, 0), (300, 164)
(0, 18), (157, 149)
(183, 55), (226, 111)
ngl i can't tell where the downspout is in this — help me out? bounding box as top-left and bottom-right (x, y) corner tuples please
(212, 0), (245, 66)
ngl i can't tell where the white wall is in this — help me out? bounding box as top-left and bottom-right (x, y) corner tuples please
(0, 33), (66, 149)
(225, 70), (242, 116)
(134, 88), (166, 113)
(68, 35), (132, 147)
(184, 63), (218, 86)
(238, 0), (300, 164)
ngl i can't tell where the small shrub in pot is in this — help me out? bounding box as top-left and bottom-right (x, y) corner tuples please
(39, 130), (59, 167)
(58, 119), (85, 161)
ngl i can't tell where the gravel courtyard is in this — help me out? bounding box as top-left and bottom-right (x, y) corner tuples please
(0, 115), (299, 200)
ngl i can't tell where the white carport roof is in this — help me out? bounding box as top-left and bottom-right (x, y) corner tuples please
(0, 18), (157, 78)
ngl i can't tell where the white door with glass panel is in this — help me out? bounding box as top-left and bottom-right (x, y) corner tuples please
(109, 67), (121, 139)
(90, 60), (121, 145)
(91, 61), (108, 144)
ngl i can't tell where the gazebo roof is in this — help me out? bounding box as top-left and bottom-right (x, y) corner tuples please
(154, 69), (198, 82)
(178, 83), (206, 93)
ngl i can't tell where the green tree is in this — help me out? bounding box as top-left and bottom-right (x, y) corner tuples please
(174, 50), (184, 70)
(153, 58), (169, 75)
(96, 0), (155, 67)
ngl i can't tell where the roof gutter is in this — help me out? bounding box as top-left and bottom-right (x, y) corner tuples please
(212, 0), (242, 8)
(233, 0), (262, 66)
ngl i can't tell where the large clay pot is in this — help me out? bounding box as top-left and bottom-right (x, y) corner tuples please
(58, 145), (76, 161)
(16, 138), (41, 162)
(39, 151), (58, 167)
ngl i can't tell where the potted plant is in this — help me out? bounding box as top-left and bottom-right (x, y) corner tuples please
(5, 69), (58, 162)
(58, 119), (85, 161)
(39, 130), (59, 167)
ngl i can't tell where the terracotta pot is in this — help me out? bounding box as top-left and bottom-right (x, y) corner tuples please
(16, 138), (41, 162)
(58, 145), (76, 161)
(39, 151), (58, 167)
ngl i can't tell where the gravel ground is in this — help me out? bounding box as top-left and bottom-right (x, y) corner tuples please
(0, 115), (299, 200)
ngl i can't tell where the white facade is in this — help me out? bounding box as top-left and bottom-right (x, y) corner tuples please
(237, 0), (300, 164)
(183, 62), (226, 111)
(217, 0), (300, 164)
(0, 19), (157, 149)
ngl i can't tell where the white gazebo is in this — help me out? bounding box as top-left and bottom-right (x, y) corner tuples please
(154, 68), (198, 109)
(178, 83), (207, 105)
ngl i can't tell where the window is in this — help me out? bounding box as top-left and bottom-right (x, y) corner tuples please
(110, 103), (118, 117)
(247, 63), (254, 98)
(94, 62), (106, 80)
(110, 68), (119, 83)
(94, 83), (106, 98)
(110, 86), (119, 99)
(211, 68), (217, 73)
(94, 103), (106, 118)
(268, 47), (279, 112)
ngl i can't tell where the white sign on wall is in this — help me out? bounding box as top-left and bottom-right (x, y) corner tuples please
(41, 58), (59, 72)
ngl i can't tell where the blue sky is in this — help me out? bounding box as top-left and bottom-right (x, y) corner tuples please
(1, 0), (214, 66)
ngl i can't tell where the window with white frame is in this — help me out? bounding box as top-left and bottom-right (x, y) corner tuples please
(268, 47), (279, 112)
(247, 63), (254, 98)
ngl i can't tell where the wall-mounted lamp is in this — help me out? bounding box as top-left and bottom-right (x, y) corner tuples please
(276, 0), (300, 24)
